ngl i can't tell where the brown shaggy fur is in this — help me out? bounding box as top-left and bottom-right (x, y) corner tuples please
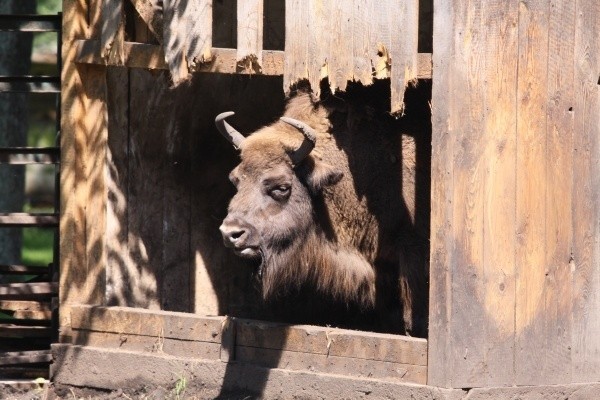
(220, 88), (429, 336)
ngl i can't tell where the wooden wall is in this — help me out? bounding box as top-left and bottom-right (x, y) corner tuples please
(429, 0), (600, 388)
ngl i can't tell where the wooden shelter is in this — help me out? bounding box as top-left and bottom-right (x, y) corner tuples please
(55, 0), (600, 396)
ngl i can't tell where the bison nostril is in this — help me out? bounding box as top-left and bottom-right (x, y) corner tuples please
(230, 230), (245, 240)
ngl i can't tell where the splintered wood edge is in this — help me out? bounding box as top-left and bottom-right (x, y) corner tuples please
(74, 39), (433, 79)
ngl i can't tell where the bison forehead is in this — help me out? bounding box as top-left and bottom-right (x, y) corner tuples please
(238, 130), (303, 172)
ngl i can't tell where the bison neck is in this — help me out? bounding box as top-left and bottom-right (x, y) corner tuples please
(261, 229), (376, 309)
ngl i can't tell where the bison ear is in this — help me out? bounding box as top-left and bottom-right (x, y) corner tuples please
(297, 158), (343, 193)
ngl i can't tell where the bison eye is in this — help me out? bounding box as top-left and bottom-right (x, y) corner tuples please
(269, 185), (291, 201)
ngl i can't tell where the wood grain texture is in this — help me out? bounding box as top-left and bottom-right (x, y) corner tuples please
(543, 0), (575, 384)
(237, 0), (263, 70)
(447, 0), (487, 387)
(430, 0), (600, 388)
(427, 0), (454, 388)
(572, 0), (600, 383)
(479, 0), (518, 387)
(514, 0), (550, 386)
(130, 0), (164, 44)
(163, 0), (213, 84)
(284, 0), (308, 90)
(100, 0), (125, 64)
(60, 0), (106, 337)
(235, 346), (427, 384)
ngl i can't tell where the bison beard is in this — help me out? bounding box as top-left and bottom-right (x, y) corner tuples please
(217, 87), (429, 336)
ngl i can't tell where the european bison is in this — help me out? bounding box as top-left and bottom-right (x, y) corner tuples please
(216, 84), (429, 336)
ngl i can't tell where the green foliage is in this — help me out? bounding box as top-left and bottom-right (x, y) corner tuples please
(174, 376), (187, 400)
(22, 227), (54, 266)
(37, 0), (61, 14)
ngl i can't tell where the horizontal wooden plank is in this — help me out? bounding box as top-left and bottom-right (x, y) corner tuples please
(75, 39), (285, 75)
(235, 346), (427, 384)
(74, 39), (433, 79)
(236, 319), (331, 355)
(11, 310), (53, 320)
(0, 213), (58, 227)
(0, 318), (51, 327)
(0, 350), (52, 365)
(71, 330), (221, 360)
(0, 147), (60, 165)
(0, 283), (58, 299)
(70, 305), (227, 343)
(327, 330), (427, 366)
(0, 265), (50, 275)
(0, 325), (53, 338)
(236, 319), (427, 366)
(0, 301), (52, 312)
(0, 14), (61, 32)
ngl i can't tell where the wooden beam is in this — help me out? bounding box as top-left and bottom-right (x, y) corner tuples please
(0, 283), (58, 298)
(130, 0), (164, 44)
(74, 39), (434, 79)
(0, 213), (58, 227)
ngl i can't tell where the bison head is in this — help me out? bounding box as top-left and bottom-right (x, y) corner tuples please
(215, 109), (354, 298)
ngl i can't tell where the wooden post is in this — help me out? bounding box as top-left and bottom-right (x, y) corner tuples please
(60, 0), (108, 340)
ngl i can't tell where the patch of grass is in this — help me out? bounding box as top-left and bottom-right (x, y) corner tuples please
(22, 227), (55, 266)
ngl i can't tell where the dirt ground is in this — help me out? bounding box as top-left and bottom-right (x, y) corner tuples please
(1, 383), (258, 400)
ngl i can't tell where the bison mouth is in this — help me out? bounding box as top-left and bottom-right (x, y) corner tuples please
(233, 245), (261, 259)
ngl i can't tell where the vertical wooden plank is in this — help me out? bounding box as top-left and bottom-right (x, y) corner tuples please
(543, 0), (575, 384)
(480, 0), (518, 387)
(448, 0), (487, 387)
(126, 69), (171, 309)
(307, 0), (331, 94)
(372, 0), (391, 80)
(237, 0), (263, 70)
(101, 0), (125, 64)
(163, 0), (213, 84)
(130, 0), (164, 44)
(388, 0), (418, 113)
(105, 67), (133, 307)
(328, 1), (353, 93)
(60, 0), (109, 339)
(352, 0), (373, 87)
(515, 0), (549, 386)
(572, 0), (600, 382)
(284, 0), (308, 91)
(427, 0), (454, 388)
(161, 90), (191, 312)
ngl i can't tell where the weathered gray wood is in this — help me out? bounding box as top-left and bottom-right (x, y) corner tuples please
(427, 0), (454, 389)
(163, 0), (213, 84)
(515, 0), (550, 386)
(284, 0), (419, 112)
(104, 66), (133, 308)
(235, 319), (426, 366)
(478, 0), (518, 387)
(543, 0), (575, 384)
(0, 283), (58, 298)
(284, 0), (308, 90)
(572, 0), (600, 383)
(388, 0), (418, 112)
(71, 330), (221, 359)
(100, 0), (125, 64)
(235, 346), (427, 384)
(126, 69), (169, 309)
(70, 306), (226, 343)
(0, 350), (52, 365)
(237, 0), (263, 72)
(161, 84), (191, 312)
(130, 0), (164, 44)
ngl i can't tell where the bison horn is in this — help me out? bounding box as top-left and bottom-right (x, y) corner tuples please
(280, 117), (316, 165)
(215, 111), (245, 149)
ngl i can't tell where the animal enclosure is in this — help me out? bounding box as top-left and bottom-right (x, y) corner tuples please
(56, 0), (600, 394)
